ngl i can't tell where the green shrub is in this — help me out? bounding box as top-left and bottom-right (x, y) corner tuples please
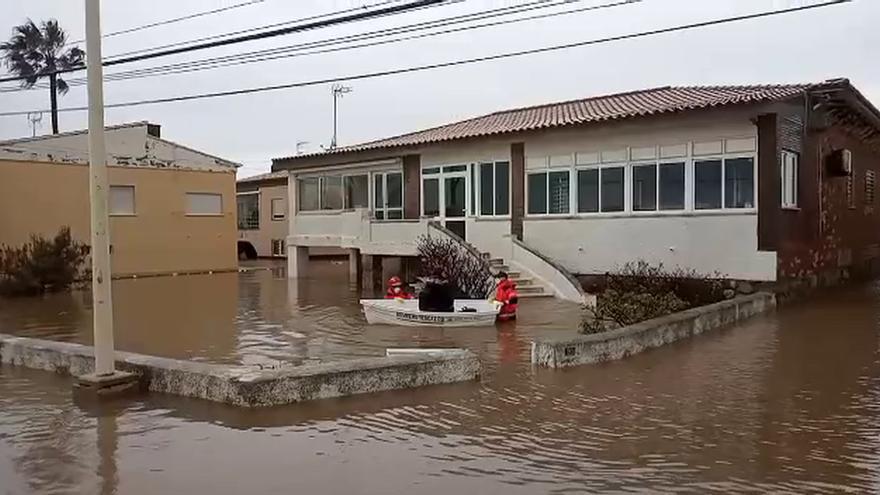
(581, 261), (727, 334)
(0, 227), (90, 297)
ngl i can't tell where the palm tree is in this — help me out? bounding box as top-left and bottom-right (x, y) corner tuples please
(0, 19), (84, 134)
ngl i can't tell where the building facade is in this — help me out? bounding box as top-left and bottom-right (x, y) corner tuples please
(236, 171), (290, 259)
(0, 122), (240, 277)
(272, 79), (880, 295)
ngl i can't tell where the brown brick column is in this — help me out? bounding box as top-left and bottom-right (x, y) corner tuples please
(403, 154), (421, 219)
(511, 142), (525, 240)
(757, 113), (779, 251)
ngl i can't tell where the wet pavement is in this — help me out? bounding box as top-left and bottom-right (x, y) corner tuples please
(2, 262), (880, 493)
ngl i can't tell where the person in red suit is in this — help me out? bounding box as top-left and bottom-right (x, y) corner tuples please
(494, 272), (519, 321)
(385, 276), (414, 299)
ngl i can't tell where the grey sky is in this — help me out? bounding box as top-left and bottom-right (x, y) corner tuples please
(0, 0), (877, 177)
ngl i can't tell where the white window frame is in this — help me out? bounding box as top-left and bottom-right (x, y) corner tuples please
(373, 170), (404, 221)
(270, 197), (286, 221)
(342, 173), (370, 210)
(109, 185), (136, 217)
(573, 163), (628, 216)
(781, 150), (799, 209)
(186, 192), (223, 217)
(526, 168), (572, 217)
(236, 191), (260, 229)
(476, 160), (512, 218)
(692, 153), (757, 212)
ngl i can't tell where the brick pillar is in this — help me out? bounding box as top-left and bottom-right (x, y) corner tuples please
(403, 154), (421, 219)
(510, 142), (525, 240)
(757, 113), (779, 251)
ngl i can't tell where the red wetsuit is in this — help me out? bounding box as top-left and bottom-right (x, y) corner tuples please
(385, 286), (414, 299)
(495, 279), (519, 321)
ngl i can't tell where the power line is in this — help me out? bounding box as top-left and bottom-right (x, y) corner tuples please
(104, 0), (411, 59)
(0, 0), (455, 84)
(67, 0), (269, 45)
(0, 0), (852, 119)
(5, 0), (624, 93)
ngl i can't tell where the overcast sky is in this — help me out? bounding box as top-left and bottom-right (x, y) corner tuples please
(0, 0), (877, 177)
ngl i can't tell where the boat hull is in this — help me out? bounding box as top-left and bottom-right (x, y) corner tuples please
(360, 299), (500, 327)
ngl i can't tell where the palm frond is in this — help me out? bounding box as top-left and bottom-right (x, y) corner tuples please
(55, 77), (69, 95)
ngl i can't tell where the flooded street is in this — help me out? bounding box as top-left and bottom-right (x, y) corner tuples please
(3, 262), (880, 493)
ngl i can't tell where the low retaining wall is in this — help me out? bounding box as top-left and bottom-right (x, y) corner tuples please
(531, 292), (776, 368)
(0, 334), (480, 407)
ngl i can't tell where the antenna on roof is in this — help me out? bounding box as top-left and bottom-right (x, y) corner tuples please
(296, 141), (309, 155)
(26, 112), (43, 137)
(330, 83), (353, 149)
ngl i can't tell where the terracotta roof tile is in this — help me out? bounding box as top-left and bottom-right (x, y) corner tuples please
(278, 83), (817, 161)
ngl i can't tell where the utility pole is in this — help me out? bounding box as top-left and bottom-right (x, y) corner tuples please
(330, 84), (352, 149)
(77, 0), (136, 395)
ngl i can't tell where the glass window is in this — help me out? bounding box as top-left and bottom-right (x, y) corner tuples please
(548, 171), (570, 214)
(725, 157), (754, 208)
(695, 160), (722, 210)
(387, 173), (402, 208)
(632, 164), (657, 211)
(495, 161), (510, 215)
(443, 165), (467, 173)
(373, 174), (383, 210)
(781, 151), (799, 208)
(186, 193), (223, 216)
(109, 185), (135, 216)
(387, 210), (404, 220)
(528, 173), (547, 214)
(299, 177), (319, 211)
(601, 167), (624, 212)
(344, 175), (369, 209)
(237, 193), (259, 229)
(423, 167), (440, 175)
(577, 169), (599, 213)
(320, 176), (343, 210)
(480, 162), (494, 216)
(423, 177), (440, 217)
(270, 198), (286, 220)
(659, 162), (685, 210)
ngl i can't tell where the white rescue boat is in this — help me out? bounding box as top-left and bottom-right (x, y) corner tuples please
(360, 299), (501, 327)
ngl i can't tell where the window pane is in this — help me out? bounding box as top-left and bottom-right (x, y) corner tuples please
(344, 175), (369, 209)
(423, 167), (440, 175)
(375, 210), (385, 220)
(528, 173), (547, 214)
(237, 194), (259, 229)
(695, 160), (722, 210)
(387, 173), (403, 208)
(549, 171), (570, 214)
(321, 176), (343, 210)
(480, 162), (494, 215)
(659, 162), (685, 210)
(495, 162), (510, 215)
(271, 198), (286, 220)
(187, 193), (222, 215)
(110, 185), (135, 216)
(443, 165), (467, 173)
(725, 158), (754, 208)
(299, 178), (319, 211)
(374, 174), (384, 209)
(577, 169), (599, 213)
(632, 164), (657, 211)
(387, 209), (403, 220)
(601, 167), (624, 212)
(423, 178), (439, 217)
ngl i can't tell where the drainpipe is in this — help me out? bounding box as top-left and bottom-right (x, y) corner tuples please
(86, 0), (116, 376)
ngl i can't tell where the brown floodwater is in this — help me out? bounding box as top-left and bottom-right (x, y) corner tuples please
(2, 261), (880, 494)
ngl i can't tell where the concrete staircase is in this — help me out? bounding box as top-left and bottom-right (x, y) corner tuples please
(482, 254), (552, 298)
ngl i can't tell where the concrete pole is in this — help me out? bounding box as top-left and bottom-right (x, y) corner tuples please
(86, 0), (115, 376)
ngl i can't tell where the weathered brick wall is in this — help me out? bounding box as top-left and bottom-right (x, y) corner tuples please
(776, 121), (880, 284)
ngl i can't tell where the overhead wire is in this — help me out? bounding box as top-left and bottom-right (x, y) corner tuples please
(2, 0), (631, 93)
(0, 0), (852, 119)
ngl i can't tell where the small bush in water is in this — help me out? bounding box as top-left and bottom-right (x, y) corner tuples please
(581, 261), (727, 334)
(0, 227), (90, 297)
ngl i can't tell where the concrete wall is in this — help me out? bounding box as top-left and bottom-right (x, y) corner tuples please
(531, 292), (776, 368)
(0, 159), (237, 276)
(0, 123), (236, 171)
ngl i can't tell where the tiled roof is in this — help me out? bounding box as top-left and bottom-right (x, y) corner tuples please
(237, 170), (288, 183)
(277, 83), (816, 162)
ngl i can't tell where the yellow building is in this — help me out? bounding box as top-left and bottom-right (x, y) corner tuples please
(0, 122), (239, 277)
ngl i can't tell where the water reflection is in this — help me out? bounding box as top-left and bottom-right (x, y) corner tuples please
(3, 274), (880, 493)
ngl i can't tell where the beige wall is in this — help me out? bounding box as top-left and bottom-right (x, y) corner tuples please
(0, 159), (237, 276)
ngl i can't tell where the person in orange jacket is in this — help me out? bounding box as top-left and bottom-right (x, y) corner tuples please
(494, 272), (518, 321)
(385, 276), (414, 300)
